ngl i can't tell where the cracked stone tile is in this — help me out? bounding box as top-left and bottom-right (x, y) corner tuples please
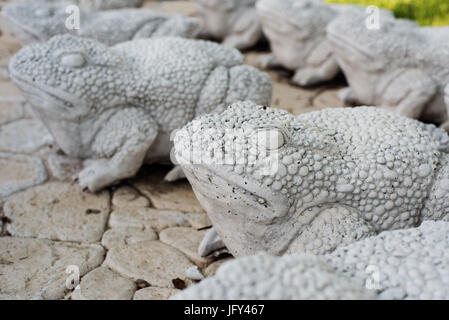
(112, 186), (150, 209)
(101, 226), (158, 250)
(0, 237), (105, 300)
(71, 267), (136, 300)
(104, 240), (194, 288)
(109, 208), (190, 232)
(159, 227), (212, 268)
(0, 97), (24, 124)
(132, 165), (205, 213)
(0, 81), (22, 98)
(186, 212), (212, 230)
(4, 182), (110, 243)
(133, 287), (180, 300)
(0, 152), (47, 198)
(46, 153), (83, 181)
(0, 118), (53, 153)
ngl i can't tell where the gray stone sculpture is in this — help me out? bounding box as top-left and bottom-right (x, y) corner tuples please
(76, 0), (144, 11)
(174, 102), (449, 257)
(39, 0), (143, 11)
(172, 253), (374, 300)
(193, 0), (263, 50)
(9, 36), (272, 192)
(173, 221), (449, 300)
(2, 0), (200, 45)
(326, 221), (449, 300)
(327, 10), (449, 128)
(256, 0), (384, 86)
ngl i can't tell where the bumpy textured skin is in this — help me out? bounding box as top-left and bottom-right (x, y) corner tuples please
(173, 222), (449, 300)
(194, 0), (262, 50)
(174, 102), (449, 257)
(327, 11), (449, 128)
(325, 221), (449, 300)
(257, 0), (369, 86)
(2, 0), (199, 45)
(9, 36), (272, 192)
(172, 252), (374, 300)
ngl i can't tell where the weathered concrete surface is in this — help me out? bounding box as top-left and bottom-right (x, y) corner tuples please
(71, 267), (136, 300)
(0, 237), (104, 300)
(104, 240), (194, 288)
(0, 152), (47, 198)
(4, 182), (110, 243)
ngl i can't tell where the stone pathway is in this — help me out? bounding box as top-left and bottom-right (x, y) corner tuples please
(0, 0), (344, 300)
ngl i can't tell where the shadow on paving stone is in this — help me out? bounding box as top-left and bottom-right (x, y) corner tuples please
(131, 164), (205, 213)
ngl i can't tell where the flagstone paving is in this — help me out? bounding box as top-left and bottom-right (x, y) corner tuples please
(0, 0), (345, 300)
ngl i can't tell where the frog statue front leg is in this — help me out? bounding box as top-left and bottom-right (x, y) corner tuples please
(382, 68), (437, 119)
(78, 107), (158, 192)
(291, 40), (340, 87)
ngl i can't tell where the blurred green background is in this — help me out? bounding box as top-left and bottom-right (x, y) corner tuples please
(326, 0), (449, 26)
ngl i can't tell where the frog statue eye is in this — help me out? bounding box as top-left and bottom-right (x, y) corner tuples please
(252, 128), (286, 151)
(60, 53), (86, 68)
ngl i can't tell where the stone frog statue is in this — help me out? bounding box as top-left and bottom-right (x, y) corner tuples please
(256, 0), (391, 87)
(173, 221), (449, 300)
(174, 102), (449, 257)
(327, 10), (449, 129)
(193, 0), (263, 50)
(2, 0), (200, 45)
(9, 35), (272, 192)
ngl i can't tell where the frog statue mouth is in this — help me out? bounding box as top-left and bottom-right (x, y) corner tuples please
(179, 161), (293, 256)
(9, 67), (86, 120)
(182, 164), (289, 218)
